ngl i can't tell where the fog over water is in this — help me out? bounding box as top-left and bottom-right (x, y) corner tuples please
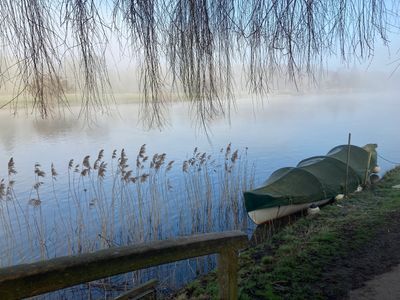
(0, 3), (400, 297)
(0, 88), (399, 194)
(0, 61), (400, 299)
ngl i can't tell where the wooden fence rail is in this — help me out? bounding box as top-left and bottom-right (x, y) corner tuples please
(0, 231), (248, 299)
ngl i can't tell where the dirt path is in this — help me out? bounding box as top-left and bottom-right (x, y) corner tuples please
(349, 264), (400, 300)
(316, 211), (400, 299)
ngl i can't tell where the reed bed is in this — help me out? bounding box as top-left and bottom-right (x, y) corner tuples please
(0, 144), (254, 297)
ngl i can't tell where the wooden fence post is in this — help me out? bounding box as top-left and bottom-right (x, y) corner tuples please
(218, 247), (239, 299)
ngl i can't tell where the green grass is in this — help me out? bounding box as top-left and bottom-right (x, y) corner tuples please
(175, 167), (400, 299)
(0, 91), (192, 110)
(0, 93), (143, 107)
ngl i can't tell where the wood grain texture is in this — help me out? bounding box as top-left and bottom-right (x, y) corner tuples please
(0, 231), (248, 299)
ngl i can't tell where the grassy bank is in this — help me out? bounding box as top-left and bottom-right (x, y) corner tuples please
(176, 166), (400, 299)
(0, 90), (222, 108)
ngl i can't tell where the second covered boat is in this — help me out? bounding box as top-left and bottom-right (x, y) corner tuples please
(244, 144), (379, 224)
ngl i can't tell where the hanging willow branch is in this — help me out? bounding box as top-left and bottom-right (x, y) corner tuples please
(0, 0), (397, 126)
(62, 0), (112, 120)
(0, 0), (68, 117)
(113, 0), (166, 127)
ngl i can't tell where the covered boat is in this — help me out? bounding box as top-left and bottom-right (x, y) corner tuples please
(244, 144), (378, 224)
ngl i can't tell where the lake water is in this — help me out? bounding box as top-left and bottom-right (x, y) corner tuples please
(2, 92), (399, 176)
(1, 92), (398, 188)
(0, 91), (399, 297)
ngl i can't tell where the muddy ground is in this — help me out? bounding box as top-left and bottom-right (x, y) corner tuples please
(318, 211), (400, 299)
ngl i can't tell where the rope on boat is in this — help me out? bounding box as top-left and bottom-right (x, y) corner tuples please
(378, 154), (400, 165)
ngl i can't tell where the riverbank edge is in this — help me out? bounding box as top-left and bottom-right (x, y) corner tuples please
(173, 166), (400, 299)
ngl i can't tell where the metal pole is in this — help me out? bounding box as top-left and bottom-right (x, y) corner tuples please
(345, 133), (351, 197)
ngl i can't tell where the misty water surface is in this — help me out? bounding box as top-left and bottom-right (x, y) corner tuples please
(0, 92), (398, 183)
(0, 91), (399, 297)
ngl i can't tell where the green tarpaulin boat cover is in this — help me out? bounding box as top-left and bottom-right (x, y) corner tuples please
(244, 144), (378, 212)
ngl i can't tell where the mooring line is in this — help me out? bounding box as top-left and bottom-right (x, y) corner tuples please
(378, 154), (400, 165)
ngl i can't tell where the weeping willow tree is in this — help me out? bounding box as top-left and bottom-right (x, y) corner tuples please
(0, 0), (398, 127)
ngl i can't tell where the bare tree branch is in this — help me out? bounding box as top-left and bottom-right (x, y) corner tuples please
(0, 0), (397, 126)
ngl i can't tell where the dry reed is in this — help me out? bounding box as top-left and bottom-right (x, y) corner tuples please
(0, 143), (254, 297)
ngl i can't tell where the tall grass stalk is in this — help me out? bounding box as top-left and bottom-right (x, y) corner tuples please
(0, 143), (254, 296)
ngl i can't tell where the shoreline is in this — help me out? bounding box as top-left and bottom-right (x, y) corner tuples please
(1, 88), (397, 108)
(174, 166), (400, 299)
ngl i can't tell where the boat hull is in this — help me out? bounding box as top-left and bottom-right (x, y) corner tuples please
(248, 198), (331, 225)
(244, 144), (379, 224)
